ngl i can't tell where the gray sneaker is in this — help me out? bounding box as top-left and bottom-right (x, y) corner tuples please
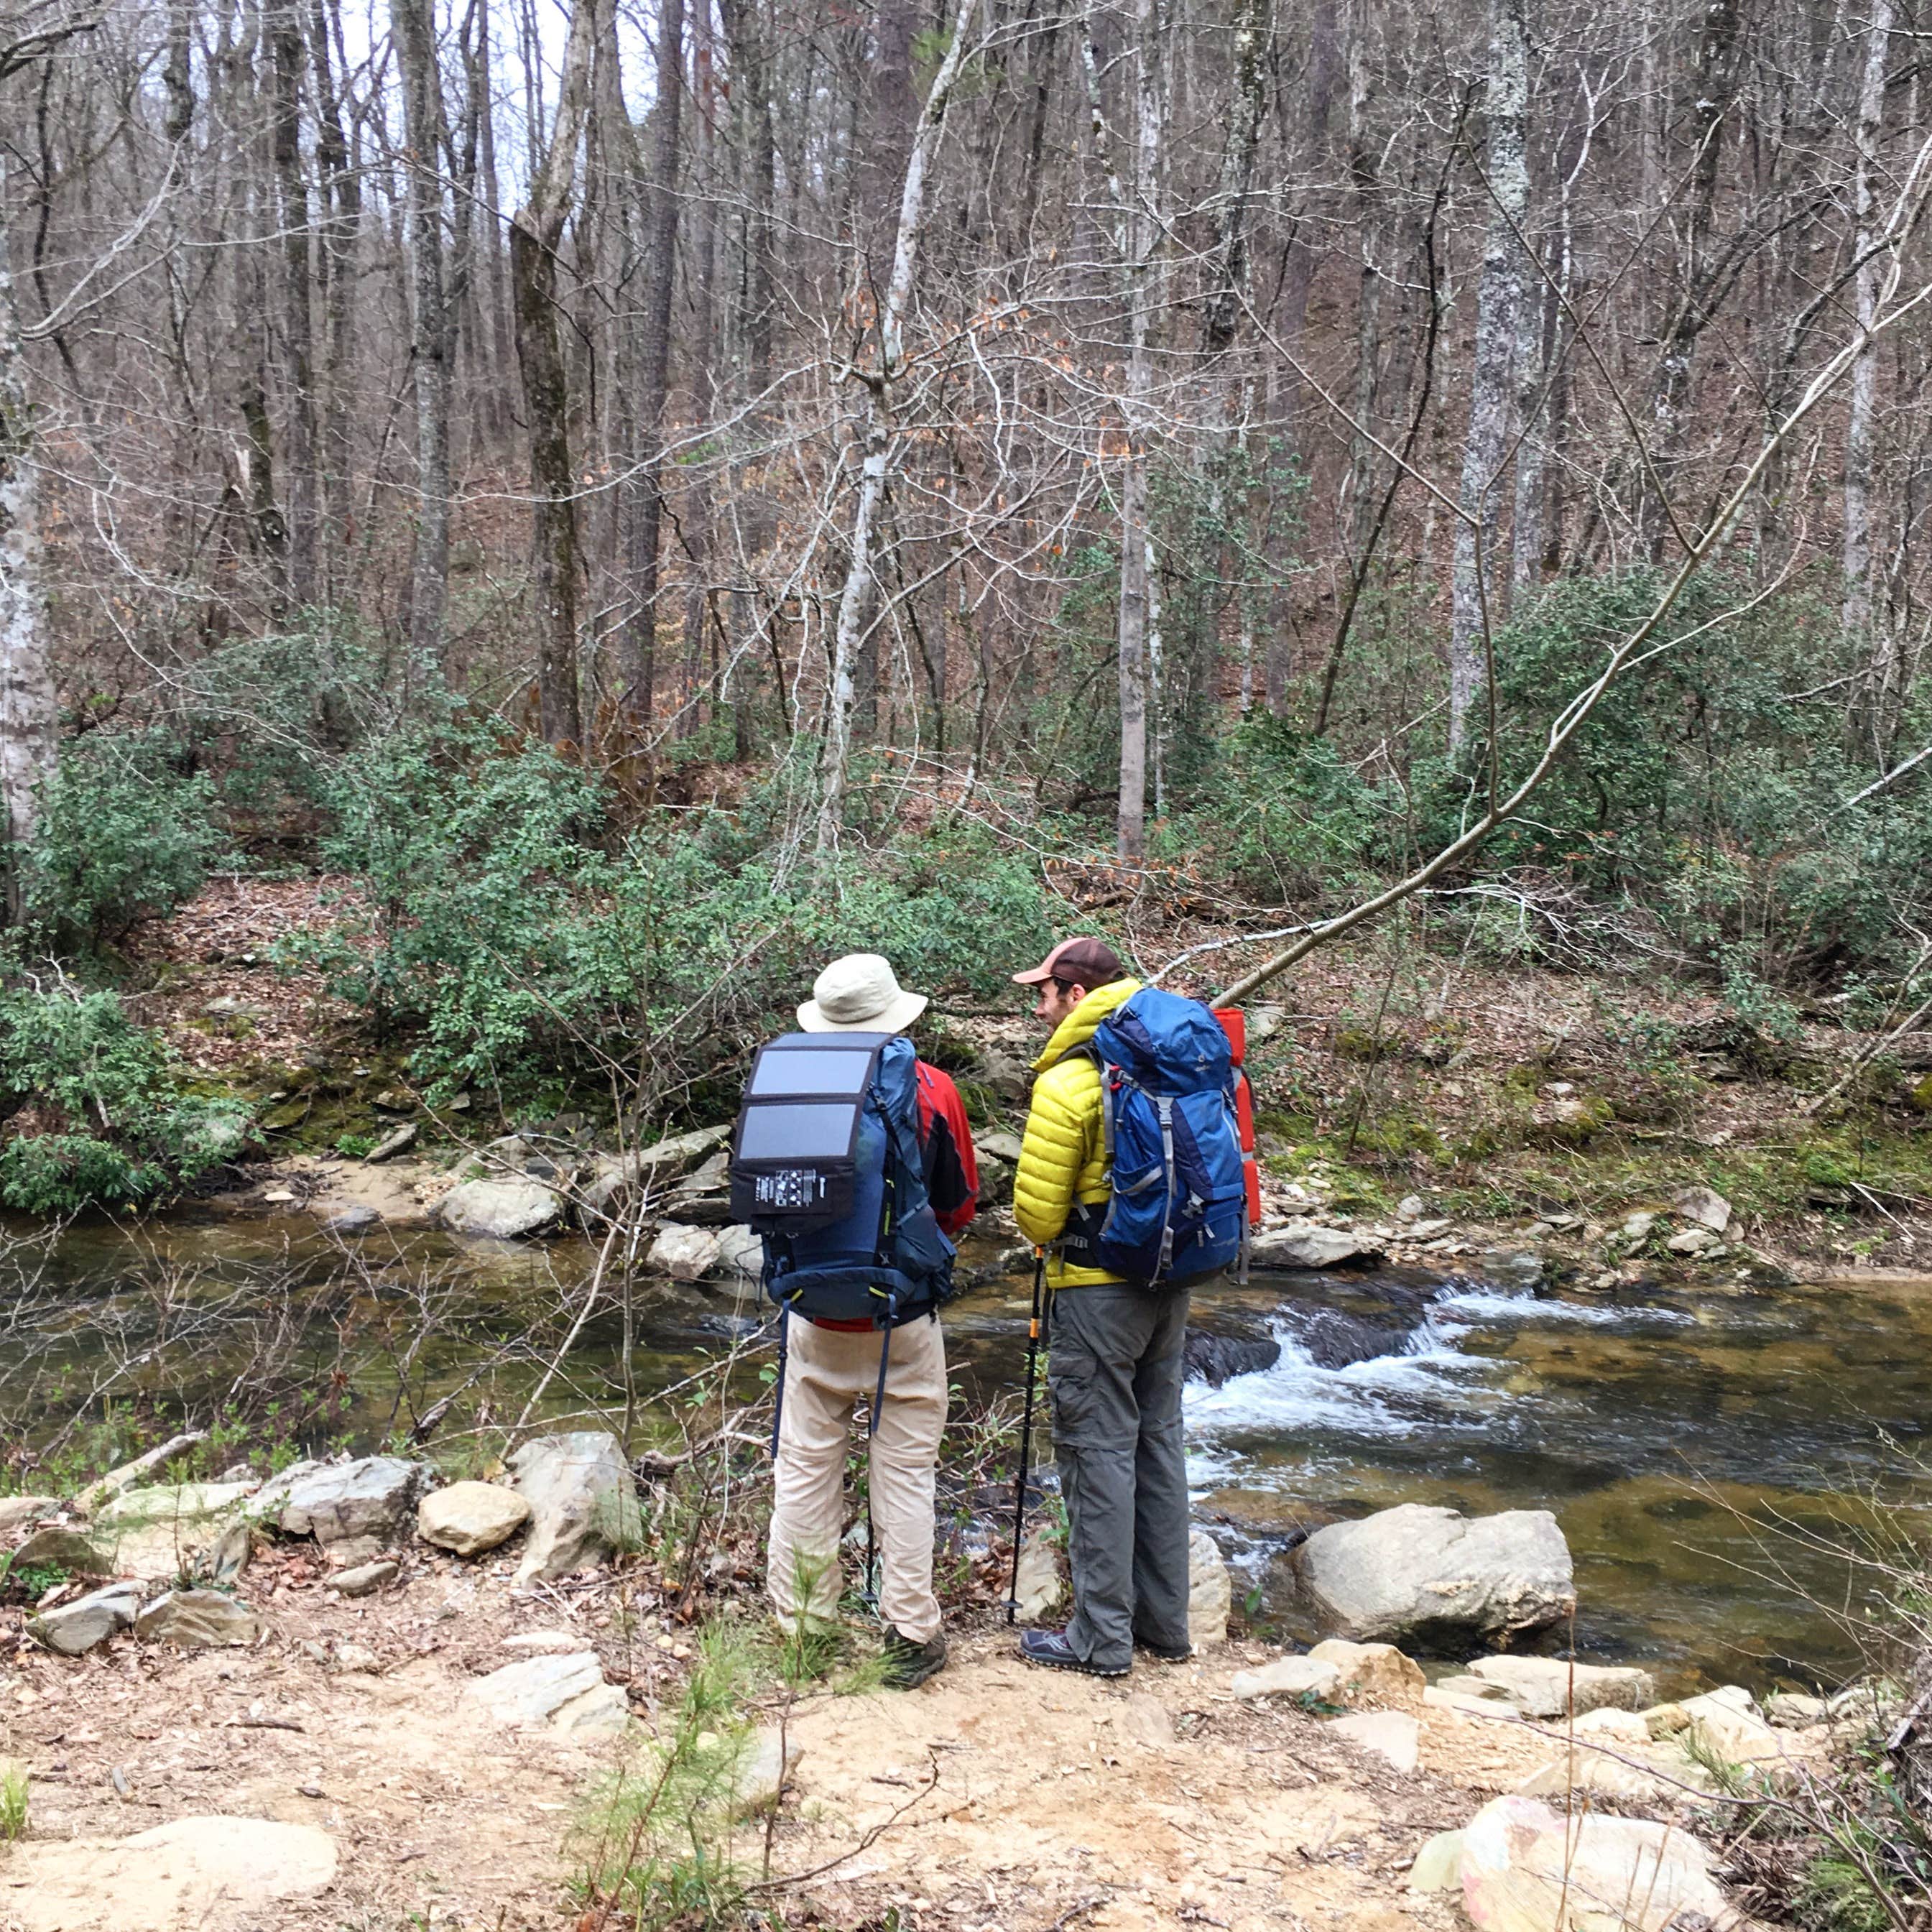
(880, 1627), (948, 1689)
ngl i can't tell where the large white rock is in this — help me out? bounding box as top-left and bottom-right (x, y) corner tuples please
(1231, 1655), (1343, 1701)
(2, 1816), (338, 1932)
(28, 1580), (143, 1656)
(1673, 1186), (1734, 1234)
(1468, 1654), (1656, 1719)
(1461, 1794), (1731, 1932)
(712, 1223), (764, 1278)
(464, 1650), (629, 1734)
(1249, 1219), (1384, 1270)
(1310, 1637), (1427, 1709)
(0, 1494), (56, 1536)
(98, 1482), (258, 1584)
(1287, 1504), (1574, 1645)
(648, 1222), (723, 1281)
(508, 1431), (643, 1584)
(439, 1176), (562, 1239)
(263, 1456), (427, 1547)
(1187, 1528), (1231, 1650)
(417, 1480), (531, 1556)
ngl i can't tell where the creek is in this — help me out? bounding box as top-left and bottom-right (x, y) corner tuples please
(9, 1214), (1929, 1697)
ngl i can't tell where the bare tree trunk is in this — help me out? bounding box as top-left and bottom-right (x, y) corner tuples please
(308, 0), (358, 608)
(813, 0), (982, 859)
(394, 0), (450, 676)
(1844, 0), (1893, 672)
(1447, 0), (1529, 754)
(0, 144), (57, 919)
(619, 0), (685, 734)
(269, 0), (318, 604)
(510, 0), (601, 751)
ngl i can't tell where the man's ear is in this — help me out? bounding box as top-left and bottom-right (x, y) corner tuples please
(1065, 981), (1091, 1005)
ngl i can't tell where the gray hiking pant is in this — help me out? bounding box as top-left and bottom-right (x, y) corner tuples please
(1048, 1282), (1192, 1670)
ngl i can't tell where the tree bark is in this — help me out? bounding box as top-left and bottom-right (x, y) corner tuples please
(510, 0), (602, 752)
(619, 0), (685, 734)
(269, 0), (318, 605)
(1844, 0), (1893, 671)
(813, 0), (982, 859)
(1447, 0), (1529, 754)
(0, 144), (58, 919)
(394, 0), (450, 676)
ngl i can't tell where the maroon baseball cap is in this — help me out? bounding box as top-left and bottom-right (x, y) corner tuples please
(1012, 936), (1125, 988)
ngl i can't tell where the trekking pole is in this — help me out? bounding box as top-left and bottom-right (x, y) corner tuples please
(1005, 1247), (1048, 1625)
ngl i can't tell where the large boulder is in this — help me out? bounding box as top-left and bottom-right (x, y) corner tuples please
(439, 1177), (561, 1239)
(1231, 1655), (1343, 1701)
(1183, 1332), (1282, 1385)
(463, 1651), (630, 1735)
(583, 1124), (733, 1218)
(507, 1432), (642, 1584)
(98, 1482), (258, 1584)
(1285, 1504), (1574, 1648)
(260, 1456), (427, 1548)
(711, 1224), (764, 1280)
(0, 1494), (56, 1536)
(1250, 1220), (1384, 1270)
(11, 1525), (113, 1575)
(417, 1481), (531, 1556)
(27, 1580), (143, 1656)
(1460, 1794), (1730, 1932)
(1187, 1528), (1231, 1650)
(3, 1816), (337, 1932)
(1468, 1655), (1656, 1719)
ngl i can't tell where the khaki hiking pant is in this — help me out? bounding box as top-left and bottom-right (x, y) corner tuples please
(767, 1312), (947, 1643)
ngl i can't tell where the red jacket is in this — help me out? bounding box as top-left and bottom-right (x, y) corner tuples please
(915, 1061), (979, 1238)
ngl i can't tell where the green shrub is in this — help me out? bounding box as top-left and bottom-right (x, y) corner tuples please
(0, 987), (250, 1211)
(23, 729), (226, 947)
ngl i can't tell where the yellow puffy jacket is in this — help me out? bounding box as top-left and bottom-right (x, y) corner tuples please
(1012, 977), (1143, 1288)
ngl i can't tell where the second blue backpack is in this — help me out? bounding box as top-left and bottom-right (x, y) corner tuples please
(1089, 988), (1249, 1286)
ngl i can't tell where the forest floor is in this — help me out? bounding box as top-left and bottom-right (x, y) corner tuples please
(124, 877), (1932, 1280)
(0, 1542), (1607, 1932)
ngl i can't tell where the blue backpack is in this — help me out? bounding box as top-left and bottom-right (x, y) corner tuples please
(729, 1031), (956, 1449)
(1085, 989), (1249, 1286)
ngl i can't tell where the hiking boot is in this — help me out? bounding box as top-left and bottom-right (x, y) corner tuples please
(880, 1627), (948, 1689)
(1020, 1628), (1129, 1677)
(1136, 1636), (1193, 1663)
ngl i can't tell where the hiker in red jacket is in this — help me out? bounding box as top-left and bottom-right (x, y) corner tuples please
(765, 954), (978, 1687)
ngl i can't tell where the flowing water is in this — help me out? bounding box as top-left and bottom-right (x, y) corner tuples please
(11, 1214), (1932, 1696)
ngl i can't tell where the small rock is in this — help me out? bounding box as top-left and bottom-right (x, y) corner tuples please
(1619, 1210), (1659, 1243)
(364, 1122), (417, 1163)
(1327, 1709), (1420, 1771)
(1012, 1526), (1065, 1623)
(1408, 1830), (1464, 1894)
(1461, 1793), (1727, 1932)
(1308, 1638), (1426, 1709)
(508, 1433), (643, 1585)
(1186, 1528), (1230, 1650)
(1767, 1691), (1829, 1728)
(371, 1089), (415, 1114)
(0, 1494), (57, 1536)
(465, 1650), (627, 1734)
(1231, 1655), (1343, 1701)
(1667, 1226), (1720, 1254)
(729, 1727), (802, 1818)
(1249, 1220), (1384, 1270)
(27, 1580), (144, 1655)
(1466, 1654), (1656, 1719)
(330, 1559), (398, 1598)
(974, 1129), (1026, 1165)
(648, 1222), (724, 1282)
(331, 1640), (382, 1672)
(1396, 1195), (1425, 1221)
(1481, 1247), (1545, 1287)
(583, 1124), (733, 1216)
(972, 1048), (1031, 1101)
(1571, 1706), (1652, 1742)
(438, 1176), (561, 1239)
(417, 1481), (531, 1556)
(711, 1223), (764, 1279)
(12, 1525), (114, 1575)
(1673, 1185), (1733, 1234)
(320, 1203), (380, 1235)
(136, 1589), (262, 1648)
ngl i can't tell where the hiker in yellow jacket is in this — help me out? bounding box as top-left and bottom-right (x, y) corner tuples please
(1008, 937), (1195, 1676)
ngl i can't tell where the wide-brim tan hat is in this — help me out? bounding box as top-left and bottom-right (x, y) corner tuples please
(798, 953), (930, 1033)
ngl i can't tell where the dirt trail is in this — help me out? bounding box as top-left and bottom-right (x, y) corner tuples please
(3, 1542), (1595, 1932)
